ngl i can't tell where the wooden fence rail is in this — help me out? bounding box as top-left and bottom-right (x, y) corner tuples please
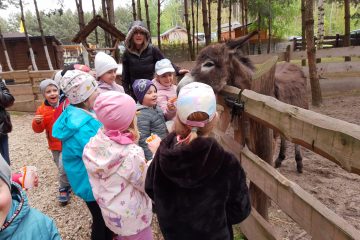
(214, 84), (360, 239)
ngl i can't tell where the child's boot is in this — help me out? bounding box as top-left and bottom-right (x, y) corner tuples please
(58, 187), (70, 206)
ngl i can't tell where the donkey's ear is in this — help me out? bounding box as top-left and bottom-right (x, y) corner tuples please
(226, 30), (258, 49)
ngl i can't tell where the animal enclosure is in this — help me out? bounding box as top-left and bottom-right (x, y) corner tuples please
(212, 61), (360, 239)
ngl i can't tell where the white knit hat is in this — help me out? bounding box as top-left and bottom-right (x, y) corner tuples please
(95, 52), (118, 79)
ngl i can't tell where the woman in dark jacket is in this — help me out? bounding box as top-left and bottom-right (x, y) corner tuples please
(0, 79), (15, 164)
(122, 21), (188, 99)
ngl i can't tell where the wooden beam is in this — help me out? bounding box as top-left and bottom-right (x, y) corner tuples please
(7, 84), (33, 95)
(302, 62), (360, 76)
(239, 207), (281, 240)
(241, 147), (360, 240)
(291, 46), (360, 60)
(219, 86), (360, 175)
(8, 100), (36, 112)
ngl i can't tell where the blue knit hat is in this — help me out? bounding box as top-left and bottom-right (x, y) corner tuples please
(0, 155), (11, 190)
(132, 79), (156, 104)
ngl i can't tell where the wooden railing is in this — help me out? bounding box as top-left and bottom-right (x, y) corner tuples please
(0, 70), (57, 111)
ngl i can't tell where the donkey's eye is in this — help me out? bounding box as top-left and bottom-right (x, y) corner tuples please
(203, 61), (214, 67)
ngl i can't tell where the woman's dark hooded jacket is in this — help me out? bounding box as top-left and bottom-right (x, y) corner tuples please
(122, 21), (179, 98)
(145, 132), (251, 240)
(0, 80), (14, 134)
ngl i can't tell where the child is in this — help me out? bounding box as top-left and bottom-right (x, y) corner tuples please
(152, 58), (177, 120)
(0, 156), (60, 239)
(95, 52), (125, 93)
(83, 91), (153, 240)
(32, 79), (71, 205)
(132, 79), (167, 161)
(145, 82), (251, 240)
(52, 70), (114, 240)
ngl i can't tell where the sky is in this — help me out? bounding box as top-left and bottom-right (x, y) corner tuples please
(0, 0), (131, 20)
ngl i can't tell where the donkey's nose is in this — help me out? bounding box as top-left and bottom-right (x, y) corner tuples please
(176, 73), (195, 95)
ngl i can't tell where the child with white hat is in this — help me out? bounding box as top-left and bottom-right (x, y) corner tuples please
(95, 52), (125, 93)
(145, 82), (251, 240)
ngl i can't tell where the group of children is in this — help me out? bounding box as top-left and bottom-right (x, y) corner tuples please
(0, 50), (251, 240)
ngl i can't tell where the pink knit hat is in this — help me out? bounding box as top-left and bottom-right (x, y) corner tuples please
(93, 91), (136, 131)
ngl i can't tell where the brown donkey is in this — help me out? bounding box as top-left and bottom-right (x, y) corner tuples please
(177, 32), (309, 173)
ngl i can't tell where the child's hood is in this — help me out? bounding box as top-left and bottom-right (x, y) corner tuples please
(53, 105), (98, 141)
(83, 129), (140, 178)
(156, 132), (226, 188)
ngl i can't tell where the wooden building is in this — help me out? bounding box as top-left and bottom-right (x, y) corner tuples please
(220, 22), (267, 43)
(72, 15), (126, 63)
(160, 26), (189, 43)
(0, 32), (63, 71)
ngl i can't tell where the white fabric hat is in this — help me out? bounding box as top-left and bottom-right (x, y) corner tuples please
(155, 59), (175, 75)
(61, 70), (98, 104)
(177, 82), (216, 128)
(95, 52), (118, 78)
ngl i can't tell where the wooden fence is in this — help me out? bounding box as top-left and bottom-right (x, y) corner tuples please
(249, 45), (360, 77)
(0, 70), (56, 112)
(213, 61), (360, 239)
(292, 34), (360, 51)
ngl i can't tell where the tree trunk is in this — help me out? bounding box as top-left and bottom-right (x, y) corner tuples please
(34, 0), (53, 70)
(132, 0), (137, 20)
(207, 0), (211, 43)
(202, 0), (210, 45)
(137, 0), (142, 21)
(228, 0), (232, 40)
(241, 0), (245, 28)
(20, 0), (38, 71)
(267, 0), (271, 54)
(184, 0), (194, 60)
(301, 0), (306, 66)
(217, 0), (222, 42)
(344, 0), (351, 61)
(0, 26), (13, 71)
(106, 0), (115, 48)
(102, 0), (110, 47)
(257, 13), (261, 54)
(92, 0), (99, 44)
(196, 0), (199, 53)
(317, 0), (324, 49)
(191, 0), (195, 56)
(305, 0), (322, 106)
(144, 0), (151, 34)
(75, 0), (85, 30)
(157, 0), (161, 50)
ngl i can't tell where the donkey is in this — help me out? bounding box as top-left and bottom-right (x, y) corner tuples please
(178, 31), (308, 173)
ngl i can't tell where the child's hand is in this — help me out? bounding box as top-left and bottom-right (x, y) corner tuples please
(167, 100), (176, 112)
(34, 115), (44, 124)
(146, 134), (161, 155)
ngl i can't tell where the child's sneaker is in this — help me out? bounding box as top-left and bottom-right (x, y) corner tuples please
(58, 187), (70, 206)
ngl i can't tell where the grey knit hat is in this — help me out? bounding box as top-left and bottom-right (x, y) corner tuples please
(39, 79), (59, 96)
(0, 155), (11, 190)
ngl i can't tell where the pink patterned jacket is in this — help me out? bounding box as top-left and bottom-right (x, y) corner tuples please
(83, 129), (152, 236)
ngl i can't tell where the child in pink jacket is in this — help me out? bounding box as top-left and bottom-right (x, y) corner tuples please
(152, 58), (177, 121)
(83, 91), (153, 240)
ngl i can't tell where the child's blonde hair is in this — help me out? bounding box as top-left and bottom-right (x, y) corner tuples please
(175, 111), (218, 144)
(128, 115), (140, 142)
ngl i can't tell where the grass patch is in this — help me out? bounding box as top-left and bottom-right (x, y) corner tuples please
(233, 224), (247, 240)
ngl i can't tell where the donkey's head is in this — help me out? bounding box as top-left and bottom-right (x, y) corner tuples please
(178, 31), (258, 94)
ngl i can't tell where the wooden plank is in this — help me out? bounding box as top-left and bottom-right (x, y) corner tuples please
(28, 70), (56, 79)
(13, 94), (34, 101)
(8, 100), (35, 112)
(241, 146), (360, 240)
(239, 208), (281, 240)
(0, 70), (29, 79)
(302, 62), (360, 76)
(291, 46), (360, 60)
(7, 84), (33, 95)
(219, 86), (360, 175)
(249, 53), (285, 64)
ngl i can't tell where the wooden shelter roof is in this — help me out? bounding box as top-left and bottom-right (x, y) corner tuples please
(72, 15), (125, 43)
(2, 32), (62, 45)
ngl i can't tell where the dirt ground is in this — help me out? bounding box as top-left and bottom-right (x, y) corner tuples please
(7, 77), (360, 240)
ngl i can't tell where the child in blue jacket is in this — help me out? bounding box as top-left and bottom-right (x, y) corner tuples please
(0, 156), (60, 239)
(52, 70), (113, 240)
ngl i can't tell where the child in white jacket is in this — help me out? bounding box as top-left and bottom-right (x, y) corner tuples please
(83, 91), (153, 240)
